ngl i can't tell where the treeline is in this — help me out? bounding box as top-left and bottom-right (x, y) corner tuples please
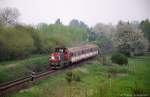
(0, 8), (88, 61)
(90, 20), (150, 56)
(0, 23), (87, 61)
(0, 7), (150, 61)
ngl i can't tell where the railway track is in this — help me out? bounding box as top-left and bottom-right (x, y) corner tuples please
(0, 68), (56, 96)
(0, 58), (96, 96)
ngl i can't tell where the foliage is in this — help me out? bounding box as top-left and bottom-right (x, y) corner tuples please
(9, 55), (150, 97)
(93, 23), (116, 38)
(111, 53), (128, 65)
(140, 19), (150, 50)
(131, 81), (144, 97)
(37, 23), (87, 51)
(65, 70), (81, 83)
(114, 21), (149, 56)
(140, 19), (150, 41)
(55, 18), (62, 25)
(69, 19), (89, 30)
(0, 55), (49, 83)
(95, 35), (113, 55)
(107, 65), (128, 73)
(0, 8), (88, 61)
(0, 20), (87, 61)
(0, 25), (36, 61)
(88, 29), (97, 41)
(89, 23), (114, 55)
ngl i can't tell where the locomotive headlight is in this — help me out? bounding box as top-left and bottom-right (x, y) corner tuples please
(51, 56), (55, 60)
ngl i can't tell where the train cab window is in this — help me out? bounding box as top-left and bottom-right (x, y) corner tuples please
(55, 48), (66, 53)
(60, 49), (63, 53)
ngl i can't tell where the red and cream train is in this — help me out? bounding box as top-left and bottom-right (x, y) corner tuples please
(49, 44), (99, 69)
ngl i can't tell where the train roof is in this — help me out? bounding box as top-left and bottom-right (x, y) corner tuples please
(68, 44), (98, 53)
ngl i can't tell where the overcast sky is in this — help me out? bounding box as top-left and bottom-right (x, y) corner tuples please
(0, 0), (150, 26)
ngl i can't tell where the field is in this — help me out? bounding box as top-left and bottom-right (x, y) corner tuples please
(6, 55), (150, 97)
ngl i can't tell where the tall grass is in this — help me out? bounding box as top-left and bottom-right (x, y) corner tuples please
(0, 55), (49, 83)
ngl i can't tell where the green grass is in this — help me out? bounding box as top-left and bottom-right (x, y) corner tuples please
(5, 55), (150, 97)
(0, 54), (49, 83)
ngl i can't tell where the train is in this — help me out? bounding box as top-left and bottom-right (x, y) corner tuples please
(49, 44), (99, 69)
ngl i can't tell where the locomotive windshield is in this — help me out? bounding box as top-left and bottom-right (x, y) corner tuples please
(55, 48), (65, 53)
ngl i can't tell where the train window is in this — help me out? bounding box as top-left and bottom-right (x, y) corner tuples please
(93, 48), (95, 51)
(95, 48), (98, 51)
(77, 51), (81, 56)
(78, 51), (81, 55)
(85, 49), (87, 53)
(86, 49), (88, 53)
(82, 50), (84, 54)
(73, 52), (78, 56)
(84, 49), (87, 54)
(80, 50), (82, 55)
(70, 53), (73, 56)
(75, 52), (77, 56)
(90, 48), (92, 51)
(88, 49), (90, 52)
(73, 52), (75, 56)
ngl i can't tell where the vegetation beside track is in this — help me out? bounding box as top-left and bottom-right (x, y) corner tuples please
(9, 55), (150, 97)
(0, 54), (49, 83)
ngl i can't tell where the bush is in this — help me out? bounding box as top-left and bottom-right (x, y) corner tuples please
(111, 53), (128, 65)
(65, 70), (81, 84)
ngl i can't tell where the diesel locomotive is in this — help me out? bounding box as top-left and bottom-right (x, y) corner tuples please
(49, 44), (99, 69)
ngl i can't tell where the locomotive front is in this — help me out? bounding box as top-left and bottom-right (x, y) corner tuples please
(49, 47), (70, 69)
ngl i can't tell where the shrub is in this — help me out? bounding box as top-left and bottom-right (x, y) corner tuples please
(65, 70), (81, 84)
(111, 53), (128, 65)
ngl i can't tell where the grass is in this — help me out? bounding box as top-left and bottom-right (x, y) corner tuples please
(3, 55), (150, 97)
(0, 54), (49, 83)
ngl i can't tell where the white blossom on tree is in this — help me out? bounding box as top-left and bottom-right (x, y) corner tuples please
(113, 21), (149, 56)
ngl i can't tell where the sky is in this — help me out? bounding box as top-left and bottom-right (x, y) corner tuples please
(0, 0), (150, 26)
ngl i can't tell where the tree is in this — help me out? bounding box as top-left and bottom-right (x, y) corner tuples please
(114, 21), (149, 56)
(140, 19), (150, 50)
(69, 19), (89, 41)
(69, 19), (89, 30)
(91, 23), (115, 55)
(69, 19), (80, 27)
(0, 25), (36, 61)
(93, 23), (116, 38)
(55, 18), (62, 24)
(88, 28), (97, 41)
(0, 7), (20, 25)
(15, 24), (43, 53)
(36, 23), (87, 53)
